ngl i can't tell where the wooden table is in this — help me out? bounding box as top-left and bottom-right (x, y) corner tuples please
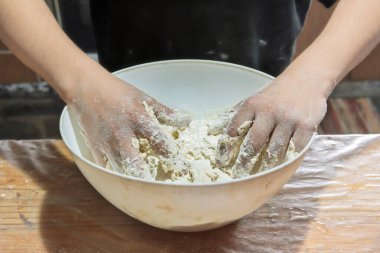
(1, 135), (380, 253)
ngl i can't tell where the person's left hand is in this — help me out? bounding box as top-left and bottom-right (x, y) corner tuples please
(217, 74), (330, 177)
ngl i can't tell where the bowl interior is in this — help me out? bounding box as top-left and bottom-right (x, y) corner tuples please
(113, 60), (273, 117)
(61, 60), (274, 163)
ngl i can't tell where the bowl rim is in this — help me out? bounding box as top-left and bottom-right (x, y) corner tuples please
(60, 59), (316, 187)
(112, 59), (275, 81)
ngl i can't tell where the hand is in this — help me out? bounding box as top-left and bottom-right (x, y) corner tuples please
(218, 74), (329, 177)
(69, 75), (190, 180)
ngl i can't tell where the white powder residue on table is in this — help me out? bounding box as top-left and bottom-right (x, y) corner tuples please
(107, 103), (298, 183)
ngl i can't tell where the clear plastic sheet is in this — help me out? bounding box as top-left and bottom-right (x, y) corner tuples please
(0, 135), (380, 252)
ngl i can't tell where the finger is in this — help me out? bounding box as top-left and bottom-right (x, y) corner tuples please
(216, 135), (240, 168)
(119, 137), (155, 180)
(264, 124), (293, 167)
(77, 126), (108, 167)
(216, 121), (253, 167)
(146, 100), (191, 127)
(135, 117), (177, 157)
(75, 118), (108, 167)
(88, 144), (107, 168)
(208, 108), (236, 135)
(232, 113), (275, 178)
(226, 101), (255, 137)
(107, 132), (155, 180)
(292, 127), (315, 152)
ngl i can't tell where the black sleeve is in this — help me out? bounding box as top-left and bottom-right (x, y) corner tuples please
(318, 0), (337, 8)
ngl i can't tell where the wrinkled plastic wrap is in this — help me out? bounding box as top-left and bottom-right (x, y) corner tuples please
(0, 135), (380, 252)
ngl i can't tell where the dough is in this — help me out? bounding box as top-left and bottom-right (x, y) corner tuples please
(107, 104), (298, 183)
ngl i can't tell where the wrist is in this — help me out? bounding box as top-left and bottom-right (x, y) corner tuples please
(54, 57), (111, 104)
(65, 66), (137, 110)
(279, 59), (338, 99)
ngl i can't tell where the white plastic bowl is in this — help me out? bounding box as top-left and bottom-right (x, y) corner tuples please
(60, 60), (313, 232)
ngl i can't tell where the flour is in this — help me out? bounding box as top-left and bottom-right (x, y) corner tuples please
(106, 103), (298, 183)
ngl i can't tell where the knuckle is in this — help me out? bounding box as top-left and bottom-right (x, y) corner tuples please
(244, 97), (257, 108)
(296, 120), (316, 131)
(226, 122), (239, 136)
(256, 114), (274, 129)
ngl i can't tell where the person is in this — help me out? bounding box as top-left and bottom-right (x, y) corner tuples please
(0, 0), (379, 174)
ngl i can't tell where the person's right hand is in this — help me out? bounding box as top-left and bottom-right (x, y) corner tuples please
(69, 75), (190, 180)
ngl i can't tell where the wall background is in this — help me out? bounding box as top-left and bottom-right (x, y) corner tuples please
(0, 0), (379, 84)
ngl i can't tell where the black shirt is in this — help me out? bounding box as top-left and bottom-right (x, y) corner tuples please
(90, 0), (336, 76)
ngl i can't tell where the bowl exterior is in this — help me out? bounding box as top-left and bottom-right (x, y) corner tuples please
(69, 150), (304, 232)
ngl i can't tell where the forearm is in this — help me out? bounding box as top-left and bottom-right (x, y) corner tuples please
(0, 0), (109, 103)
(282, 0), (380, 97)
